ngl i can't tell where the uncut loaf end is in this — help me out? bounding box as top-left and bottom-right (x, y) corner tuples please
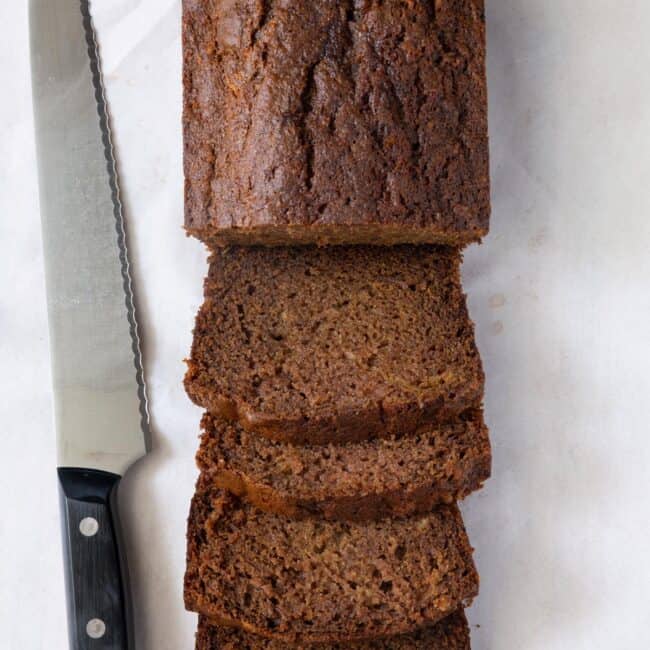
(183, 0), (490, 247)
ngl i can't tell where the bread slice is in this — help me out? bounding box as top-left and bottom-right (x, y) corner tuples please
(185, 246), (484, 444)
(183, 0), (490, 247)
(197, 411), (490, 521)
(185, 480), (479, 643)
(196, 610), (471, 648)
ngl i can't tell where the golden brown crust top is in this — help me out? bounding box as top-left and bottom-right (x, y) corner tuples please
(183, 0), (489, 246)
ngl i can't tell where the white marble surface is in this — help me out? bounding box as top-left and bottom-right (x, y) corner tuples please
(2, 1), (650, 648)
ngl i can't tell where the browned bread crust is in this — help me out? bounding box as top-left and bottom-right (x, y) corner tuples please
(197, 410), (490, 521)
(184, 246), (484, 444)
(195, 610), (471, 648)
(185, 480), (479, 643)
(183, 0), (490, 246)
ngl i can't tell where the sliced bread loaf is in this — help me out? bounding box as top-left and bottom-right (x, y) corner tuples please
(196, 610), (470, 649)
(185, 246), (484, 444)
(185, 480), (479, 643)
(197, 411), (491, 521)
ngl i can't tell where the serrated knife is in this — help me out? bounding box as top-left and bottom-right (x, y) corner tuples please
(29, 1), (150, 648)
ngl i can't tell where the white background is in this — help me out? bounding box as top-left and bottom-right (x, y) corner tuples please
(1, 1), (649, 648)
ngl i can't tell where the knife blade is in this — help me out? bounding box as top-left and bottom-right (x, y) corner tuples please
(29, 0), (150, 648)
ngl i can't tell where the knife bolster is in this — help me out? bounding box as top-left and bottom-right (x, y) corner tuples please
(59, 467), (119, 502)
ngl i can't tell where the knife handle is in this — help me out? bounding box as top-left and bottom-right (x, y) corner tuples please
(58, 468), (133, 650)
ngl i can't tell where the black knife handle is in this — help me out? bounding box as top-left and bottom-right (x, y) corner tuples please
(58, 468), (133, 650)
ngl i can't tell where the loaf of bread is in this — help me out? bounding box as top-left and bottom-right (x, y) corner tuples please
(197, 411), (490, 521)
(183, 0), (489, 246)
(195, 610), (471, 648)
(185, 480), (478, 643)
(184, 246), (484, 444)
